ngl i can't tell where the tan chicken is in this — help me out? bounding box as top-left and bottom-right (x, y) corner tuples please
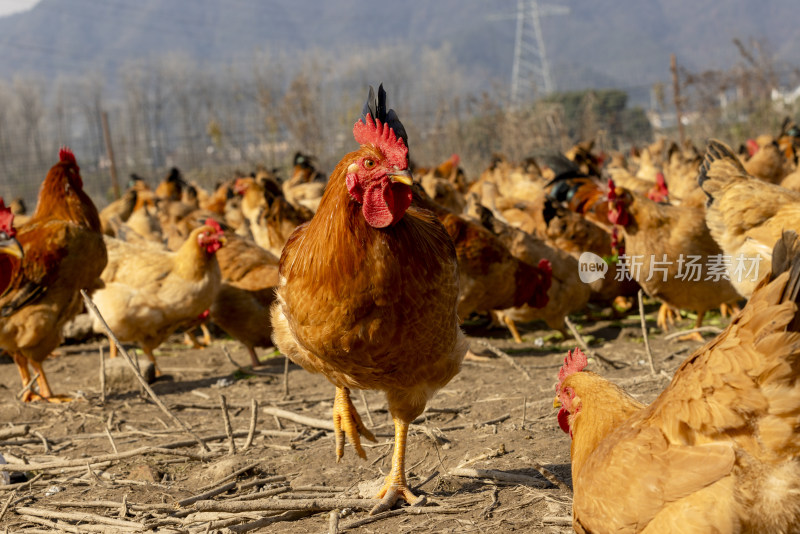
(282, 152), (327, 212)
(699, 139), (800, 298)
(552, 174), (741, 339)
(91, 219), (225, 375)
(556, 231), (800, 533)
(239, 175), (311, 257)
(743, 138), (795, 184)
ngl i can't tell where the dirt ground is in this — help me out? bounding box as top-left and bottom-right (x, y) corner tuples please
(0, 301), (729, 533)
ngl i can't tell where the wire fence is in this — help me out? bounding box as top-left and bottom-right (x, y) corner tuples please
(1, 45), (798, 210)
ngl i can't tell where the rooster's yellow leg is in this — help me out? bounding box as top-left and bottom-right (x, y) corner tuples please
(371, 417), (425, 515)
(503, 315), (523, 344)
(200, 323), (212, 346)
(29, 359), (72, 403)
(143, 347), (163, 377)
(108, 337), (118, 359)
(720, 302), (741, 318)
(12, 352), (36, 402)
(677, 309), (707, 342)
(247, 347), (261, 368)
(184, 331), (204, 349)
(333, 387), (376, 461)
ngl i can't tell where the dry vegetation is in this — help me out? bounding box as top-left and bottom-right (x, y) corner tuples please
(0, 298), (725, 533)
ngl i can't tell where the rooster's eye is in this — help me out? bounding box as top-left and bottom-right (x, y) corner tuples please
(363, 159), (375, 169)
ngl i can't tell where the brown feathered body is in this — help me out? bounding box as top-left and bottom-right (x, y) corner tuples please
(743, 141), (794, 184)
(210, 233), (279, 363)
(271, 148), (467, 422)
(561, 231), (800, 533)
(414, 186), (551, 321)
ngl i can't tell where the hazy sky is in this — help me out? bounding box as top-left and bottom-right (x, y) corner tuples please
(0, 0), (38, 17)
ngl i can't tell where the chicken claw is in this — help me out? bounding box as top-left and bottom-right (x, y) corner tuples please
(677, 331), (706, 342)
(502, 314), (523, 344)
(333, 387), (376, 461)
(14, 355), (72, 403)
(656, 303), (677, 331)
(719, 302), (741, 318)
(370, 418), (426, 515)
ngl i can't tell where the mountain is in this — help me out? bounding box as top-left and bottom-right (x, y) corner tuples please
(0, 0), (798, 96)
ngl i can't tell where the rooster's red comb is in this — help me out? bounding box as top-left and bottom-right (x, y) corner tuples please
(538, 258), (552, 276)
(353, 114), (408, 169)
(59, 146), (76, 165)
(353, 85), (408, 169)
(557, 348), (588, 390)
(0, 198), (14, 238)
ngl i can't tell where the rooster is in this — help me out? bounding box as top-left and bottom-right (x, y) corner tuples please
(556, 231), (800, 533)
(0, 198), (24, 297)
(91, 219), (225, 375)
(0, 149), (107, 402)
(271, 85), (467, 514)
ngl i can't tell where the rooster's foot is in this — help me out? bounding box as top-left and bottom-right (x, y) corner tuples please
(656, 304), (677, 331)
(333, 387), (376, 461)
(719, 302), (741, 318)
(677, 331), (706, 342)
(22, 392), (73, 403)
(370, 481), (426, 515)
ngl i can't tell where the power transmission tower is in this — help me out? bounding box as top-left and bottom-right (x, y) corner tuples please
(509, 0), (569, 104)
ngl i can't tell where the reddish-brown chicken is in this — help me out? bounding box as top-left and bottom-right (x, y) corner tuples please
(0, 198), (24, 297)
(271, 85), (467, 514)
(556, 231), (800, 533)
(0, 149), (107, 401)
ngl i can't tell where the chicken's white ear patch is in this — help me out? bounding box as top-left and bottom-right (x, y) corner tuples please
(347, 163), (359, 174)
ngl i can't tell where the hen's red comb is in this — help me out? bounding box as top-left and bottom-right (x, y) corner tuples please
(538, 258), (552, 276)
(353, 114), (408, 169)
(557, 348), (588, 390)
(59, 146), (76, 165)
(607, 178), (617, 200)
(450, 153), (460, 166)
(204, 218), (223, 233)
(0, 198), (14, 237)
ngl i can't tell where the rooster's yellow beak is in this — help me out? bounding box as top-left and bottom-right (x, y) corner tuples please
(389, 169), (413, 186)
(553, 397), (561, 409)
(0, 236), (23, 260)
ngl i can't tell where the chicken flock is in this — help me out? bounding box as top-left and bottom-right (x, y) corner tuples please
(1, 86), (800, 530)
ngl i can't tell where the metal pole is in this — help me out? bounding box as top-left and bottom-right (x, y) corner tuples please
(670, 54), (686, 145)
